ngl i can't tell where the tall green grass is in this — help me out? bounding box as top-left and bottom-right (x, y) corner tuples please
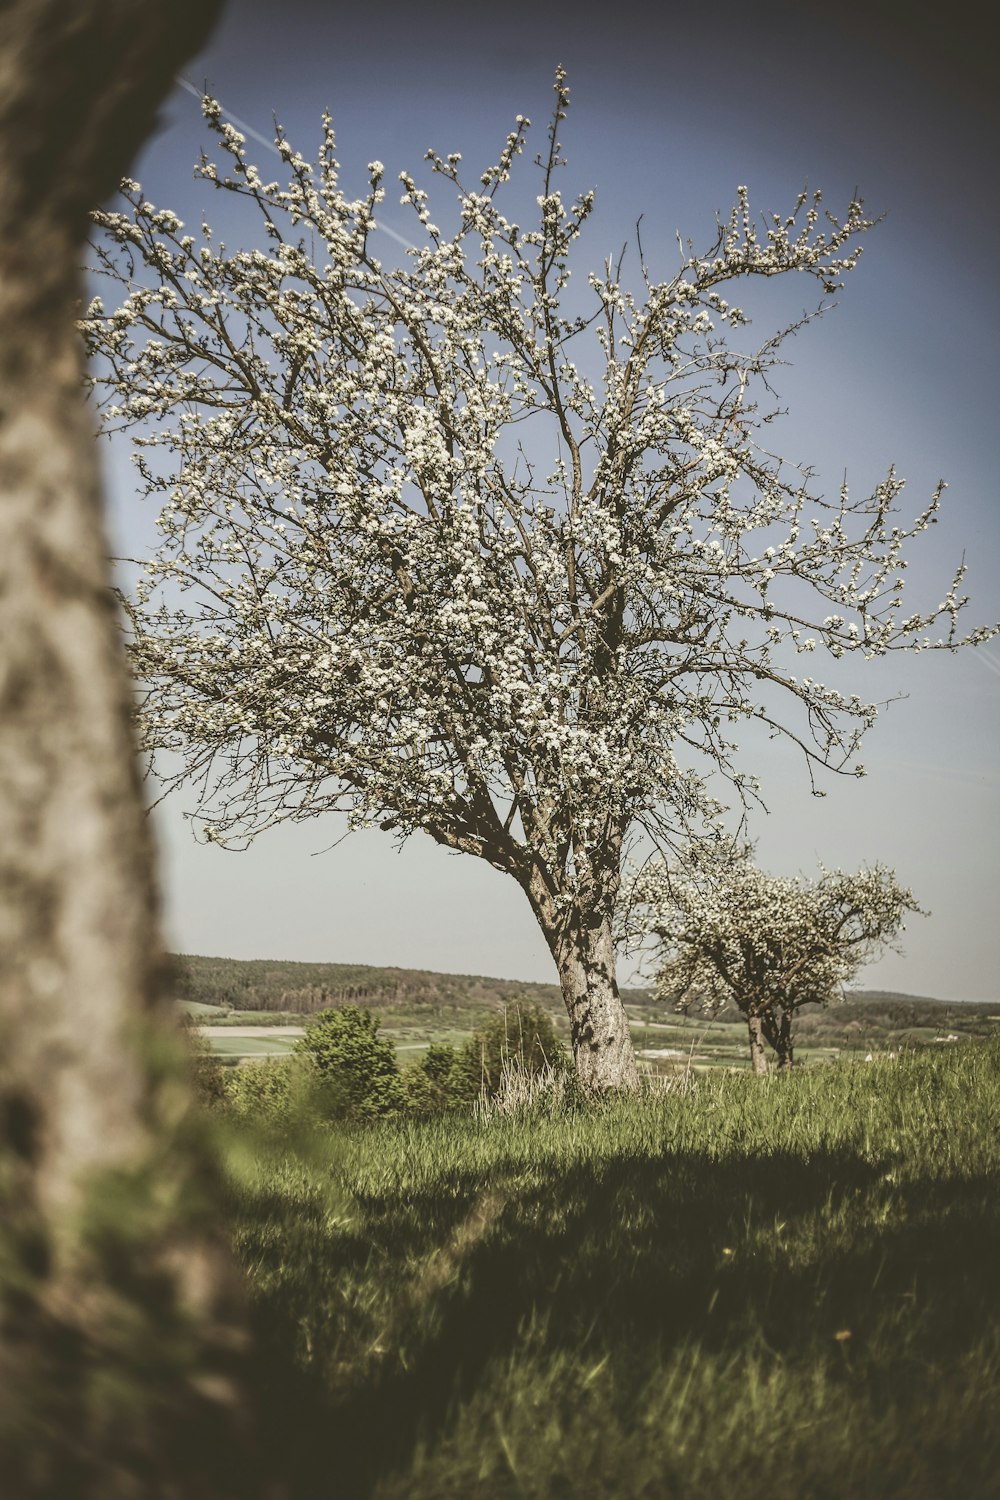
(223, 1041), (1000, 1498)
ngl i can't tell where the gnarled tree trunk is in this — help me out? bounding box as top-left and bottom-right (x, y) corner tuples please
(524, 858), (639, 1091)
(554, 908), (639, 1091)
(762, 1006), (795, 1072)
(746, 1009), (769, 1076)
(0, 5), (268, 1496)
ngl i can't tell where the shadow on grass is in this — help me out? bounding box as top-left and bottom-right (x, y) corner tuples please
(234, 1133), (997, 1499)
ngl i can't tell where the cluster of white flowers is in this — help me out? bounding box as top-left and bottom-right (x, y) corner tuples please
(82, 74), (994, 957)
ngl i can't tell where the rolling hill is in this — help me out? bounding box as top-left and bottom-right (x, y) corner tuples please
(171, 953), (997, 1046)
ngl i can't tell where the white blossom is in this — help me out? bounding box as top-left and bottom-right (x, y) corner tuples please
(625, 842), (921, 1068)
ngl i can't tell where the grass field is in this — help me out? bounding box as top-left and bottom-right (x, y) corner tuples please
(186, 983), (999, 1073)
(220, 1037), (1000, 1498)
(193, 1020), (478, 1062)
(205, 1032), (301, 1058)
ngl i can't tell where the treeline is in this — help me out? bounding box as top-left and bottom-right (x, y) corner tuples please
(170, 952), (621, 1020)
(794, 993), (998, 1044)
(681, 992), (998, 1045)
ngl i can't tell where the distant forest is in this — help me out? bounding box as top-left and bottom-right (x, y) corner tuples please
(170, 954), (997, 1043)
(791, 993), (998, 1046)
(169, 951), (604, 1021)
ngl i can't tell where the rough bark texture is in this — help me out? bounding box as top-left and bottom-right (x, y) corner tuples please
(0, 5), (269, 1495)
(767, 1008), (797, 1068)
(747, 1011), (769, 1077)
(554, 913), (639, 1090)
(525, 861), (639, 1091)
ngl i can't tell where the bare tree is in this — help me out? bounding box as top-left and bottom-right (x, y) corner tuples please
(0, 4), (268, 1495)
(85, 71), (993, 1089)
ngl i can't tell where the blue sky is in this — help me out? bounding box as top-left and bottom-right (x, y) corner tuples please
(100, 0), (999, 999)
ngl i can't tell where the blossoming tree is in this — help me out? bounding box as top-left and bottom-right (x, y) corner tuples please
(630, 842), (920, 1073)
(84, 71), (990, 1089)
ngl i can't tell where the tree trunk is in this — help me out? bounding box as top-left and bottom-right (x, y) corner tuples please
(555, 911), (640, 1090)
(525, 865), (639, 1091)
(774, 1009), (794, 1071)
(0, 6), (270, 1496)
(760, 1006), (794, 1071)
(746, 1010), (769, 1076)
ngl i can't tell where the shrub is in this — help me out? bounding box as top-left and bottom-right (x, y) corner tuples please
(183, 1029), (230, 1107)
(188, 1049), (230, 1107)
(297, 1005), (405, 1121)
(458, 1000), (568, 1102)
(400, 1009), (569, 1117)
(222, 1056), (316, 1124)
(401, 1043), (465, 1115)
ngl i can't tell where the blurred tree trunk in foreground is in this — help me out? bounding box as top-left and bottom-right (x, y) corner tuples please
(0, 4), (269, 1495)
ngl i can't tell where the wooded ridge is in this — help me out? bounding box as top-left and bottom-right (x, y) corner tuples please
(171, 953), (996, 1038)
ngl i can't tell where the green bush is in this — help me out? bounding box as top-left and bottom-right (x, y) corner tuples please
(222, 1056), (315, 1124)
(296, 1005), (405, 1121)
(186, 1035), (230, 1107)
(399, 1007), (569, 1117)
(401, 1043), (464, 1115)
(189, 1052), (229, 1106)
(457, 1000), (568, 1102)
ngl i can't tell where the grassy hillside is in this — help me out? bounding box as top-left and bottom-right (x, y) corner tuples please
(220, 1039), (1000, 1498)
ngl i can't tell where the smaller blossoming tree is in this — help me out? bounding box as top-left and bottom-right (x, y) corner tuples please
(629, 843), (920, 1073)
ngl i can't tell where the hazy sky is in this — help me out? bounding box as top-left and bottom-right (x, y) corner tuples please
(101, 0), (999, 1000)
